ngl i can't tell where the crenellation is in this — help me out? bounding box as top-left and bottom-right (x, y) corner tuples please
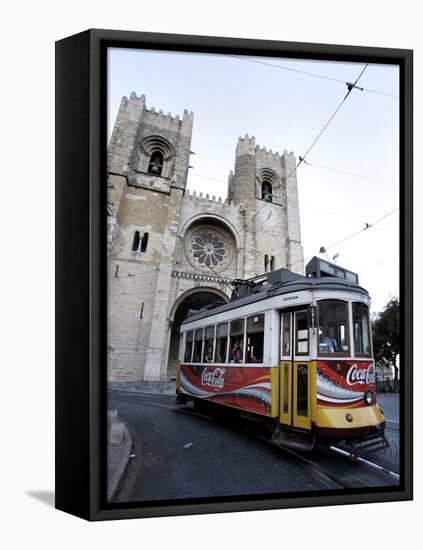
(183, 188), (236, 209)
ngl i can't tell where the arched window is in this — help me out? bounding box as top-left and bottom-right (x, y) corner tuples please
(257, 168), (280, 203)
(262, 181), (273, 202)
(147, 151), (164, 176)
(264, 254), (269, 273)
(137, 136), (175, 178)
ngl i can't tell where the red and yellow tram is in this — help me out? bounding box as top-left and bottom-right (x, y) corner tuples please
(176, 257), (387, 453)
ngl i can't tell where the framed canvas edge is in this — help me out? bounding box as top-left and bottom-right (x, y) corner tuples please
(55, 28), (413, 522)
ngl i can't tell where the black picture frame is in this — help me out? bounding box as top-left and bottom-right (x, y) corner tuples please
(55, 28), (413, 521)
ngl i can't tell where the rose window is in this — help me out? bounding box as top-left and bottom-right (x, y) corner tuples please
(191, 232), (226, 267)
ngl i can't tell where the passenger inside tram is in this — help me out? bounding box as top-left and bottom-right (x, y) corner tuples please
(231, 340), (244, 363)
(204, 345), (214, 363)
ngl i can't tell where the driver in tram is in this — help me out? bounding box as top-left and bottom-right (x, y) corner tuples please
(323, 324), (338, 352)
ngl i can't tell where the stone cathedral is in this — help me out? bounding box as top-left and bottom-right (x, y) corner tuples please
(107, 92), (304, 382)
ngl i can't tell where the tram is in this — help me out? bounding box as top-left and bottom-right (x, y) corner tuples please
(176, 257), (388, 454)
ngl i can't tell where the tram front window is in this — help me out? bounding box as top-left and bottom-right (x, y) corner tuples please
(318, 300), (350, 354)
(353, 302), (371, 356)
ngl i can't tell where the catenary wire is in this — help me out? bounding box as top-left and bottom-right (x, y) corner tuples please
(230, 55), (398, 98)
(236, 64), (368, 234)
(287, 207), (399, 270)
(302, 160), (396, 186)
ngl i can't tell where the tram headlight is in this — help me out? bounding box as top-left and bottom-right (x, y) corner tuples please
(364, 390), (373, 405)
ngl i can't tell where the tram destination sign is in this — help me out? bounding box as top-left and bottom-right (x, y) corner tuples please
(306, 256), (359, 284)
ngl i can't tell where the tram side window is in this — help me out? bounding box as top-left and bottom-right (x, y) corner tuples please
(281, 312), (291, 357)
(193, 328), (204, 363)
(295, 312), (309, 355)
(353, 302), (371, 356)
(246, 314), (265, 363)
(215, 323), (228, 363)
(202, 326), (215, 363)
(230, 319), (245, 363)
(318, 300), (350, 354)
(184, 331), (193, 363)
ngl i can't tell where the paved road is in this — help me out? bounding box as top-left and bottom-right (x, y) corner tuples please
(108, 390), (400, 503)
(373, 394), (400, 473)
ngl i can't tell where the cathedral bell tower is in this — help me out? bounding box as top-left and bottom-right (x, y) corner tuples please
(228, 134), (304, 277)
(106, 93), (194, 381)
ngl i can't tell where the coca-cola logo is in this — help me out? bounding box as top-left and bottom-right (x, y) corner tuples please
(346, 363), (375, 386)
(201, 367), (226, 389)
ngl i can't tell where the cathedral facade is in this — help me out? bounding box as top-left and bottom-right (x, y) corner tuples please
(107, 92), (304, 382)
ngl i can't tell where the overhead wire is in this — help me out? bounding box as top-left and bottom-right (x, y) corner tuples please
(230, 55), (398, 98)
(287, 207), (399, 270)
(324, 208), (399, 251)
(236, 63), (369, 235)
(301, 160), (396, 186)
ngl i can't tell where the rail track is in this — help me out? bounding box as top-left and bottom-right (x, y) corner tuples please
(110, 390), (399, 492)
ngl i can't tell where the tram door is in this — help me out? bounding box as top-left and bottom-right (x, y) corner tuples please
(280, 311), (311, 430)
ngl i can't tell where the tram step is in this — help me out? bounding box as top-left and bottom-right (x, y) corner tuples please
(349, 433), (390, 456)
(272, 427), (315, 452)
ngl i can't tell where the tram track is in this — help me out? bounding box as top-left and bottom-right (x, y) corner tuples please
(328, 445), (400, 481)
(255, 434), (348, 489)
(109, 390), (399, 490)
(128, 396), (348, 489)
(177, 401), (400, 489)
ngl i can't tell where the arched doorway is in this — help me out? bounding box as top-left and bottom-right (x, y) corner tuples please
(167, 289), (229, 378)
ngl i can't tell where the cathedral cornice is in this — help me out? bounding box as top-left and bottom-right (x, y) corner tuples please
(171, 270), (232, 284)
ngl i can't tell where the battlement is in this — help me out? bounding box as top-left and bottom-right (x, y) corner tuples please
(236, 134), (256, 156)
(184, 188), (237, 207)
(255, 145), (282, 161)
(120, 92), (193, 130)
(236, 134), (295, 162)
(145, 105), (194, 124)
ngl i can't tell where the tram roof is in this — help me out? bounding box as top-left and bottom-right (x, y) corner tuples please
(181, 275), (369, 326)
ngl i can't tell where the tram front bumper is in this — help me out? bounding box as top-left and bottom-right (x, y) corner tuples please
(315, 404), (385, 439)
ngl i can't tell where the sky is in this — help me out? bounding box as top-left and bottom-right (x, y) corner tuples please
(108, 48), (399, 314)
